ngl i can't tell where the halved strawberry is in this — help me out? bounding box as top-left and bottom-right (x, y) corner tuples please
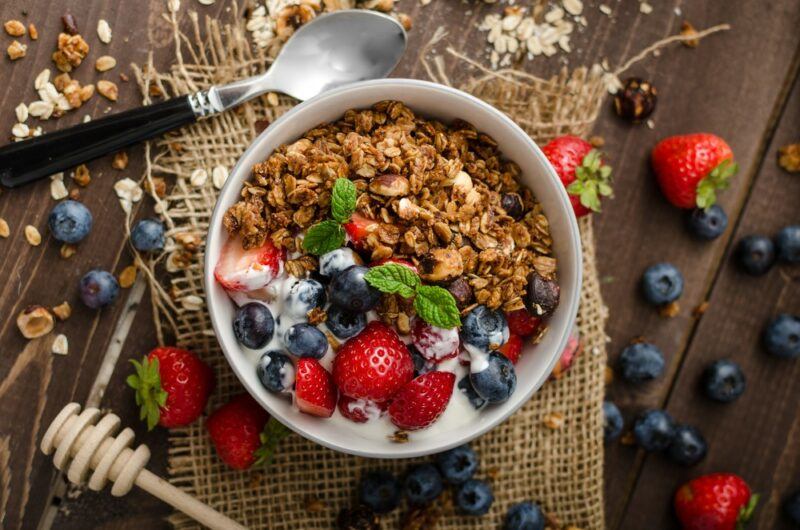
(505, 309), (541, 338)
(499, 334), (523, 364)
(388, 371), (455, 430)
(214, 237), (285, 292)
(295, 358), (337, 418)
(369, 257), (419, 274)
(337, 394), (385, 423)
(343, 213), (379, 246)
(411, 318), (459, 363)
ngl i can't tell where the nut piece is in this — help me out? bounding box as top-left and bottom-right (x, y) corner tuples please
(52, 33), (89, 72)
(118, 265), (137, 288)
(73, 164), (91, 186)
(778, 143), (800, 173)
(52, 301), (72, 320)
(60, 243), (77, 258)
(17, 306), (55, 339)
(0, 218), (9, 238)
(542, 411), (565, 430)
(524, 272), (560, 317)
(51, 334), (69, 355)
(418, 248), (464, 282)
(446, 277), (474, 309)
(680, 21), (699, 48)
(4, 20), (26, 37)
(24, 225), (41, 246)
(613, 77), (657, 123)
(28, 23), (38, 40)
(112, 151), (129, 170)
(7, 40), (27, 60)
(97, 80), (118, 101)
(368, 173), (410, 197)
(95, 55), (116, 72)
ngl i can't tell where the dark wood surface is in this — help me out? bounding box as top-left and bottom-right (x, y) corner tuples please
(0, 1), (798, 529)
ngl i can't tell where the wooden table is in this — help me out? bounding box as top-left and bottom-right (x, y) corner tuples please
(0, 1), (798, 529)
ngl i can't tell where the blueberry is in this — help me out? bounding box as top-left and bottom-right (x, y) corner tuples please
(603, 401), (623, 442)
(504, 501), (545, 530)
(330, 265), (381, 313)
(702, 359), (746, 402)
(284, 323), (328, 359)
(735, 235), (775, 276)
(633, 409), (675, 452)
(403, 464), (443, 506)
(470, 352), (517, 404)
(130, 218), (165, 252)
(524, 272), (560, 317)
(284, 279), (326, 319)
(777, 225), (800, 263)
(256, 351), (294, 393)
(358, 470), (400, 514)
(763, 314), (800, 358)
(457, 376), (486, 410)
(455, 479), (494, 516)
(462, 305), (510, 353)
(618, 342), (665, 383)
(48, 200), (93, 243)
(79, 269), (120, 309)
(436, 444), (478, 485)
(667, 424), (707, 466)
(641, 263), (684, 305)
(687, 205), (728, 240)
(784, 490), (800, 525)
(233, 302), (274, 349)
(326, 305), (366, 339)
(319, 248), (362, 278)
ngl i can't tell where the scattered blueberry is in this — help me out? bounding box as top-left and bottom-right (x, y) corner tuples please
(48, 200), (93, 243)
(687, 205), (728, 240)
(763, 314), (800, 358)
(633, 409), (676, 452)
(233, 302), (274, 349)
(735, 235), (775, 276)
(319, 247), (362, 278)
(330, 265), (381, 313)
(256, 351), (294, 393)
(504, 501), (545, 530)
(436, 444), (478, 485)
(667, 425), (707, 466)
(284, 279), (326, 319)
(403, 464), (443, 506)
(777, 225), (800, 263)
(618, 342), (665, 383)
(784, 490), (800, 525)
(79, 269), (120, 309)
(470, 352), (517, 404)
(461, 305), (510, 353)
(457, 376), (486, 410)
(358, 470), (401, 514)
(284, 323), (328, 359)
(130, 218), (165, 252)
(455, 479), (494, 516)
(641, 263), (684, 305)
(702, 359), (746, 402)
(603, 401), (623, 442)
(326, 304), (366, 340)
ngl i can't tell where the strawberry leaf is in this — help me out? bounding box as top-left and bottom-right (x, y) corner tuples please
(736, 493), (759, 529)
(695, 158), (738, 209)
(566, 148), (614, 213)
(127, 356), (167, 431)
(254, 417), (291, 466)
(413, 285), (461, 329)
(364, 263), (420, 298)
(302, 220), (345, 256)
(331, 178), (357, 223)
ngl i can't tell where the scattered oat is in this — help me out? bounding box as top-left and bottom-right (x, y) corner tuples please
(4, 20), (26, 37)
(181, 295), (204, 311)
(95, 55), (116, 72)
(15, 103), (28, 123)
(51, 334), (69, 355)
(34, 69), (51, 90)
(198, 0), (216, 4)
(73, 164), (91, 187)
(28, 23), (38, 40)
(563, 0), (583, 16)
(24, 225), (41, 246)
(97, 19), (112, 44)
(659, 301), (679, 318)
(639, 2), (653, 14)
(118, 265), (137, 288)
(7, 41), (27, 61)
(50, 173), (69, 200)
(83, 114), (91, 123)
(17, 306), (55, 339)
(212, 165), (228, 189)
(60, 243), (77, 258)
(599, 4), (612, 16)
(112, 151), (129, 170)
(113, 178), (143, 213)
(0, 218), (9, 238)
(168, 0), (181, 12)
(778, 142), (800, 173)
(12, 123), (29, 138)
(543, 411), (565, 430)
(52, 301), (72, 320)
(646, 119), (655, 129)
(692, 301), (709, 318)
(97, 80), (118, 101)
(28, 101), (54, 120)
(190, 168), (208, 187)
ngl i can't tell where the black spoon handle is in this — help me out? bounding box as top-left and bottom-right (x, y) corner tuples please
(0, 96), (197, 188)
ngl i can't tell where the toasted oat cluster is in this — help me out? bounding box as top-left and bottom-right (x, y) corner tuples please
(223, 100), (556, 314)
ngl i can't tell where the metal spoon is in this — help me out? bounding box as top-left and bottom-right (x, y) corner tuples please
(0, 10), (406, 188)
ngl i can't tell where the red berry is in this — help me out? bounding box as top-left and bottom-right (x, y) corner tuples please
(337, 394), (385, 423)
(343, 213), (379, 246)
(388, 371), (455, 430)
(128, 346), (214, 430)
(206, 394), (269, 470)
(652, 133), (737, 209)
(498, 334), (523, 364)
(369, 257), (418, 273)
(214, 237), (285, 292)
(411, 318), (459, 362)
(333, 321), (414, 402)
(550, 332), (581, 380)
(295, 358), (337, 418)
(674, 473), (757, 530)
(505, 309), (541, 337)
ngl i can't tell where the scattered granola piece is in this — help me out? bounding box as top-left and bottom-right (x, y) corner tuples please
(15, 103), (28, 123)
(52, 33), (89, 72)
(34, 69), (50, 90)
(190, 168), (208, 187)
(73, 164), (91, 187)
(68, 188), (80, 200)
(604, 365), (614, 385)
(181, 294), (204, 311)
(24, 225), (41, 246)
(17, 306), (55, 339)
(95, 55), (116, 72)
(97, 80), (118, 101)
(113, 178), (143, 213)
(778, 142), (800, 173)
(144, 176), (167, 198)
(168, 0), (181, 12)
(589, 135), (605, 148)
(97, 19), (112, 43)
(52, 334), (69, 355)
(639, 2), (653, 14)
(7, 40), (27, 61)
(28, 23), (38, 40)
(61, 14), (79, 35)
(12, 123), (29, 138)
(50, 173), (69, 200)
(118, 264), (137, 288)
(680, 21), (699, 48)
(60, 243), (77, 258)
(112, 150), (129, 170)
(388, 430), (409, 443)
(52, 301), (72, 320)
(0, 218), (9, 238)
(692, 301), (709, 318)
(119, 72), (129, 82)
(396, 13), (412, 31)
(659, 301), (680, 318)
(28, 101), (54, 119)
(542, 411), (565, 430)
(4, 20), (25, 37)
(79, 83), (95, 102)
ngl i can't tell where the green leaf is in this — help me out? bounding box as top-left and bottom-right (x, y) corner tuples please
(364, 263), (420, 298)
(566, 180), (585, 195)
(695, 159), (738, 208)
(737, 493), (759, 529)
(579, 186), (601, 212)
(254, 418), (292, 467)
(128, 356), (165, 431)
(330, 178), (357, 223)
(302, 220), (346, 255)
(413, 285), (461, 329)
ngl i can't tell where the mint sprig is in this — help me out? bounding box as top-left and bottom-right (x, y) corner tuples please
(365, 263), (461, 329)
(303, 178), (357, 255)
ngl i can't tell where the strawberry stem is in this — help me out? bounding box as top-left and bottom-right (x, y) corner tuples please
(565, 149), (613, 213)
(254, 417), (291, 466)
(126, 356), (168, 431)
(736, 493), (759, 529)
(696, 158), (738, 209)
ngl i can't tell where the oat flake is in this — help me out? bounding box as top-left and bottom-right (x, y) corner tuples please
(34, 69), (51, 90)
(212, 165), (228, 189)
(97, 19), (112, 43)
(52, 334), (69, 355)
(168, 0), (181, 12)
(15, 103), (28, 123)
(0, 218), (9, 238)
(190, 168), (208, 187)
(50, 173), (68, 200)
(25, 225), (41, 246)
(181, 295), (204, 311)
(12, 123), (29, 138)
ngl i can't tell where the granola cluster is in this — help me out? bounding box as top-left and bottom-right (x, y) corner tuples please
(223, 101), (557, 313)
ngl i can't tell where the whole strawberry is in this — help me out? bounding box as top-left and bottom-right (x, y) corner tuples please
(541, 135), (613, 217)
(127, 346), (214, 430)
(652, 133), (738, 209)
(674, 473), (758, 530)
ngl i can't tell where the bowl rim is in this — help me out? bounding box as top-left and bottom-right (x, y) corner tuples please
(205, 78), (582, 458)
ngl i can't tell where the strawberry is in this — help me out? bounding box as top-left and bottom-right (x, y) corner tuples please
(343, 213), (379, 246)
(207, 393), (289, 470)
(411, 318), (459, 363)
(652, 133), (738, 209)
(499, 334), (523, 364)
(550, 332), (581, 380)
(505, 309), (541, 338)
(541, 135), (613, 217)
(127, 346), (214, 430)
(295, 358), (337, 418)
(337, 394), (385, 423)
(214, 237), (285, 292)
(674, 473), (758, 530)
(332, 321), (414, 402)
(388, 371), (455, 430)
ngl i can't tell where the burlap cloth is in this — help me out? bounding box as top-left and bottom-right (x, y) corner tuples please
(131, 4), (625, 528)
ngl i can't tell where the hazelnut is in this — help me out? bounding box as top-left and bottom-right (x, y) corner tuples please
(418, 249), (464, 282)
(500, 192), (525, 220)
(524, 272), (560, 317)
(368, 173), (410, 197)
(17, 306), (55, 339)
(613, 77), (657, 123)
(446, 277), (473, 308)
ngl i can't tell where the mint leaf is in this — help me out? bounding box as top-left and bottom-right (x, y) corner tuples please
(413, 285), (460, 329)
(365, 263), (420, 298)
(302, 220), (345, 255)
(331, 178), (357, 223)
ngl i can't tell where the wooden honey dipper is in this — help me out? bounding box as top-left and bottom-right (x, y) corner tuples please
(41, 403), (247, 530)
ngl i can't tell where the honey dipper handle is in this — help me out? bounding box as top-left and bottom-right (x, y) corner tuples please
(136, 470), (247, 530)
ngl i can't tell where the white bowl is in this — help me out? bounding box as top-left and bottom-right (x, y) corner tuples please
(205, 79), (582, 459)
